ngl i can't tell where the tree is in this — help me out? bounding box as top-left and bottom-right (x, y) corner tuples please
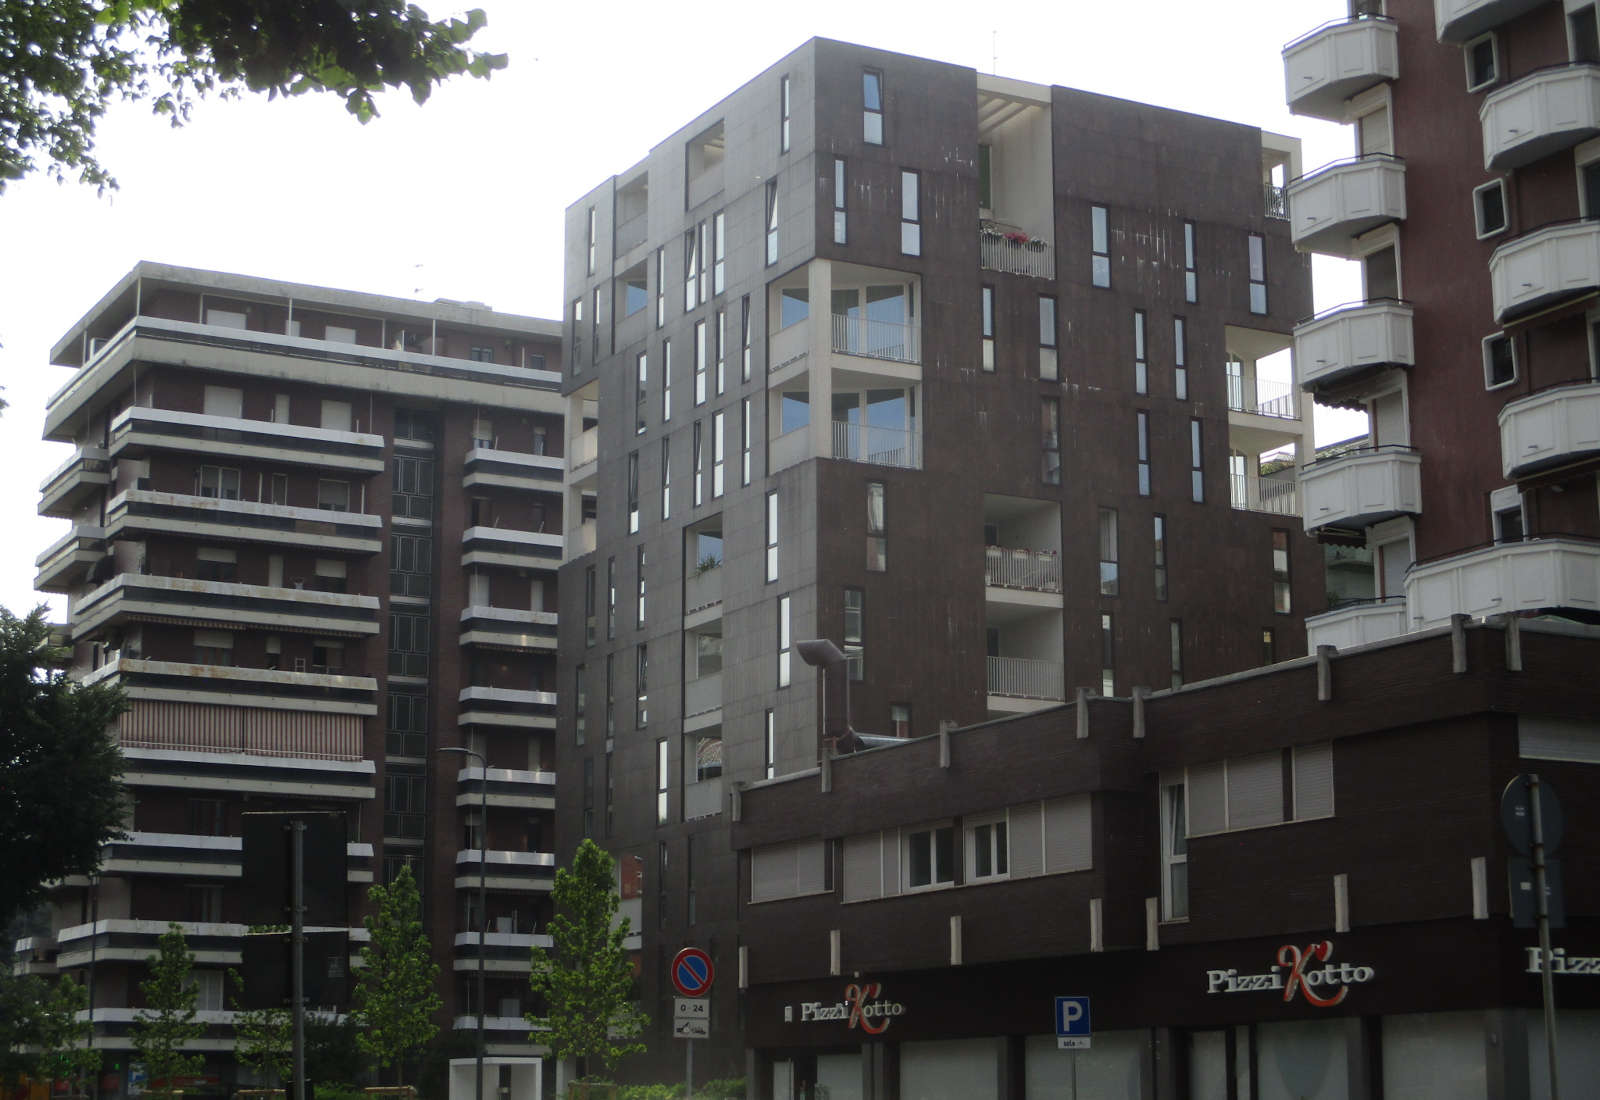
(228, 968), (291, 1088)
(527, 839), (647, 1080)
(353, 865), (439, 1085)
(304, 1011), (364, 1087)
(0, 1), (507, 193)
(36, 974), (100, 1096)
(0, 605), (128, 931)
(130, 924), (204, 1100)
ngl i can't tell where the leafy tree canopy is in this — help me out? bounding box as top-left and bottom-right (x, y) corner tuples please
(354, 864), (440, 1084)
(0, 0), (507, 192)
(131, 924), (204, 1100)
(0, 605), (128, 930)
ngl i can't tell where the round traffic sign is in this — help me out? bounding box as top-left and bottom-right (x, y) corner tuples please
(1501, 774), (1563, 856)
(671, 946), (714, 997)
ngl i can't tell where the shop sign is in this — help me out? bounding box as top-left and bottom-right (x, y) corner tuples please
(785, 981), (906, 1034)
(1205, 940), (1375, 1008)
(1526, 947), (1600, 976)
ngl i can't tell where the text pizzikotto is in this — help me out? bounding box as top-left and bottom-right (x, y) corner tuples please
(1205, 941), (1375, 1007)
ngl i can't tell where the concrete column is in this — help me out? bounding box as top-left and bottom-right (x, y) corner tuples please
(806, 261), (834, 461)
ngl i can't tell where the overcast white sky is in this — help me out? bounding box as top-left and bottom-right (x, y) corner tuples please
(0, 0), (1361, 617)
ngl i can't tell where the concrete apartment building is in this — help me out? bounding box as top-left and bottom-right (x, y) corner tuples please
(557, 38), (1324, 1081)
(14, 263), (565, 1094)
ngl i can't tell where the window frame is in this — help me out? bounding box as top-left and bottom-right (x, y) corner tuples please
(900, 169), (921, 256)
(964, 811), (1010, 884)
(1463, 32), (1499, 92)
(780, 74), (792, 154)
(1133, 309), (1147, 395)
(1483, 331), (1517, 390)
(1039, 294), (1058, 380)
(863, 70), (884, 145)
(1248, 233), (1268, 314)
(1160, 779), (1189, 921)
(1091, 205), (1111, 288)
(1137, 411), (1151, 497)
(981, 286), (996, 372)
(833, 158), (848, 245)
(902, 822), (955, 892)
(1473, 179), (1508, 239)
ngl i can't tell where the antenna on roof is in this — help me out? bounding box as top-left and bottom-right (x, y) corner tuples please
(991, 30), (997, 75)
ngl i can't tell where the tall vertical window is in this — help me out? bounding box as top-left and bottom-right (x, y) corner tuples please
(843, 587), (864, 681)
(765, 179), (780, 265)
(1137, 411), (1151, 496)
(1272, 529), (1292, 614)
(1039, 295), (1058, 380)
(712, 411), (726, 498)
(1042, 398), (1061, 485)
(1153, 515), (1168, 601)
(866, 481), (887, 571)
(1183, 220), (1197, 303)
(656, 738), (669, 824)
(981, 287), (996, 371)
(713, 211), (726, 296)
(1133, 310), (1147, 395)
(636, 546), (647, 627)
(1161, 780), (1188, 919)
(685, 228), (701, 312)
(1248, 233), (1267, 314)
(900, 170), (921, 256)
(604, 752), (614, 836)
(863, 70), (884, 144)
(766, 490), (780, 582)
(891, 704), (911, 738)
(655, 246), (666, 328)
(606, 557), (616, 639)
(1170, 620), (1184, 689)
(592, 288), (601, 362)
(780, 75), (792, 153)
(764, 709), (776, 780)
(1262, 628), (1276, 666)
(741, 398), (753, 486)
(694, 320), (708, 405)
(635, 351), (648, 435)
(1098, 508), (1119, 596)
(833, 158), (848, 245)
(1173, 317), (1188, 400)
(571, 297), (583, 370)
(693, 421), (705, 507)
(575, 664), (587, 746)
(698, 221), (710, 303)
(586, 206), (597, 275)
(660, 439), (672, 521)
(1091, 205), (1111, 288)
(1190, 419), (1205, 502)
(605, 654), (614, 737)
(626, 452), (639, 534)
(584, 566), (596, 645)
(662, 341), (673, 421)
(741, 295), (753, 381)
(777, 595), (792, 687)
(1100, 613), (1115, 697)
(715, 309), (727, 395)
(636, 644), (649, 728)
(582, 757), (594, 836)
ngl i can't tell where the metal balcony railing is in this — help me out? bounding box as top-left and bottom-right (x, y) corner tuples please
(1265, 184), (1289, 220)
(1230, 474), (1301, 517)
(986, 655), (1065, 701)
(979, 231), (1056, 278)
(1228, 377), (1299, 419)
(983, 546), (1062, 593)
(831, 421), (920, 469)
(830, 313), (920, 364)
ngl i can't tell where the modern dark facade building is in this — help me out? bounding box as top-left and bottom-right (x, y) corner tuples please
(14, 263), (565, 1094)
(557, 38), (1323, 1081)
(730, 617), (1600, 1099)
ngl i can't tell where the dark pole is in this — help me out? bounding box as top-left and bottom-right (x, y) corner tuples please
(439, 746), (487, 1100)
(291, 821), (307, 1100)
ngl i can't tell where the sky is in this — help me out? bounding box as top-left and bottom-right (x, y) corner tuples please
(0, 0), (1362, 618)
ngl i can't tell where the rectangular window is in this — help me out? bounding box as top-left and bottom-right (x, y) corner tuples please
(605, 654), (615, 737)
(777, 595), (792, 687)
(1098, 508), (1119, 597)
(905, 825), (954, 889)
(636, 546), (647, 627)
(660, 438), (672, 521)
(712, 411), (726, 498)
(1042, 398), (1061, 485)
(981, 286), (996, 371)
(584, 565), (596, 646)
(741, 295), (752, 382)
(764, 709), (776, 780)
(655, 247), (666, 328)
(693, 319), (708, 405)
(656, 738), (669, 825)
(713, 210), (726, 296)
(765, 179), (780, 265)
(1153, 514), (1168, 601)
(692, 421), (705, 507)
(714, 309), (727, 395)
(890, 703), (911, 738)
(863, 70), (883, 144)
(1170, 619), (1184, 689)
(1091, 205), (1111, 288)
(1039, 295), (1058, 380)
(1137, 411), (1151, 496)
(604, 752), (614, 836)
(592, 288), (601, 362)
(636, 644), (649, 729)
(1182, 745), (1335, 839)
(1263, 628), (1276, 666)
(683, 226), (700, 313)
(1475, 180), (1507, 238)
(766, 490), (779, 581)
(1272, 529), (1292, 614)
(1248, 233), (1267, 314)
(780, 75), (792, 153)
(586, 206), (597, 275)
(833, 158), (848, 245)
(866, 481), (887, 571)
(1133, 310), (1147, 395)
(1484, 332), (1516, 388)
(627, 452), (639, 534)
(571, 297), (583, 371)
(1100, 613), (1115, 696)
(197, 465), (241, 500)
(1173, 316), (1188, 400)
(741, 397), (752, 486)
(843, 587), (864, 681)
(635, 351), (648, 435)
(1183, 220), (1197, 303)
(1161, 780), (1188, 920)
(966, 814), (1009, 882)
(900, 170), (921, 256)
(1190, 419), (1205, 503)
(606, 557), (617, 640)
(1464, 32), (1498, 91)
(575, 665), (587, 745)
(661, 341), (673, 422)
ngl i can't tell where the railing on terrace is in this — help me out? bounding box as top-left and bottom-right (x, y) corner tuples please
(116, 702), (364, 762)
(986, 655), (1065, 701)
(983, 546), (1062, 593)
(979, 231), (1056, 279)
(1230, 474), (1301, 517)
(830, 314), (919, 364)
(1265, 184), (1289, 220)
(831, 422), (920, 469)
(1228, 377), (1299, 419)
(570, 428), (598, 468)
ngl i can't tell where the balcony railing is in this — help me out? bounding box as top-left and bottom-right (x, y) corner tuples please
(1282, 15), (1399, 122)
(1265, 184), (1288, 220)
(831, 421), (920, 470)
(73, 573), (381, 641)
(986, 655), (1064, 702)
(1228, 377), (1299, 420)
(978, 229), (1056, 279)
(684, 563), (723, 614)
(39, 446), (112, 518)
(1300, 443), (1422, 533)
(1294, 299), (1415, 391)
(1489, 219), (1600, 324)
(1230, 474), (1301, 517)
(1286, 154), (1407, 257)
(569, 426), (599, 472)
(983, 547), (1062, 593)
(684, 672), (723, 718)
(104, 489), (383, 554)
(1304, 597), (1409, 650)
(830, 314), (920, 364)
(115, 696), (366, 761)
(1480, 64), (1600, 171)
(1407, 536), (1600, 627)
(1498, 379), (1600, 479)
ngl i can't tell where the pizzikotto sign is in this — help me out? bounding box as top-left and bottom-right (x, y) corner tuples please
(1205, 940), (1375, 1008)
(785, 981), (906, 1034)
(1526, 947), (1600, 976)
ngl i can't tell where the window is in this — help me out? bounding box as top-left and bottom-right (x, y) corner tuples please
(683, 226), (701, 313)
(843, 587), (864, 681)
(1173, 316), (1188, 400)
(750, 839), (829, 903)
(386, 691), (427, 757)
(1574, 2), (1600, 62)
(712, 411), (726, 497)
(1483, 332), (1516, 389)
(1248, 233), (1267, 314)
(693, 421), (705, 506)
(606, 557), (616, 640)
(741, 398), (752, 486)
(1153, 514), (1168, 601)
(626, 452), (639, 534)
(604, 654), (615, 737)
(1100, 613), (1114, 696)
(621, 267), (648, 318)
(1492, 484), (1525, 542)
(891, 703), (911, 738)
(694, 320), (708, 405)
(1474, 180), (1507, 238)
(766, 490), (779, 581)
(636, 644), (649, 728)
(185, 884), (223, 924)
(192, 970), (224, 1012)
(1132, 309), (1148, 395)
(966, 814), (1009, 882)
(1137, 412), (1151, 496)
(765, 179), (780, 265)
(1170, 619), (1184, 690)
(196, 546), (237, 583)
(1091, 205), (1111, 287)
(833, 158), (848, 244)
(981, 287), (995, 371)
(1098, 508), (1119, 596)
(1465, 32), (1498, 90)
(197, 465), (241, 500)
(574, 665), (587, 746)
(392, 454), (433, 519)
(189, 798), (226, 836)
(584, 566), (596, 646)
(1039, 295), (1058, 380)
(1178, 743), (1335, 840)
(1262, 628), (1276, 666)
(660, 439), (672, 521)
(570, 297), (583, 370)
(592, 287), (601, 362)
(900, 170), (921, 256)
(1190, 419), (1205, 502)
(655, 247), (667, 328)
(863, 70), (883, 144)
(662, 341), (673, 421)
(1272, 529), (1292, 614)
(1042, 399), (1061, 485)
(867, 481), (887, 571)
(780, 75), (792, 153)
(776, 594), (792, 687)
(1183, 220), (1197, 303)
(1161, 780), (1188, 920)
(585, 206), (596, 274)
(905, 824), (954, 890)
(656, 738), (669, 824)
(741, 295), (752, 382)
(604, 752), (614, 836)
(764, 709), (776, 780)
(636, 546), (647, 627)
(715, 309), (727, 395)
(713, 210), (726, 296)
(635, 351), (648, 435)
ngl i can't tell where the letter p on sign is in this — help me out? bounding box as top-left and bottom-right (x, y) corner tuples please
(1055, 995), (1091, 1049)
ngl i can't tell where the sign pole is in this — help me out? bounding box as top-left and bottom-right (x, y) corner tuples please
(1530, 774), (1560, 1100)
(686, 1036), (693, 1100)
(291, 820), (307, 1100)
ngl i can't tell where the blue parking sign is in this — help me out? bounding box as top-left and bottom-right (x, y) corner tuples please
(1055, 996), (1091, 1050)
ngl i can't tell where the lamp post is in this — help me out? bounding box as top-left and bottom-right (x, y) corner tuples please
(438, 746), (487, 1100)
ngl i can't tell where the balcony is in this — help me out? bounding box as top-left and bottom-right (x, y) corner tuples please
(73, 573), (380, 641)
(1305, 598), (1409, 650)
(978, 226), (1056, 279)
(1406, 537), (1600, 627)
(984, 546), (1061, 592)
(455, 849), (556, 892)
(458, 686), (558, 730)
(1435, 0), (1549, 45)
(830, 421), (920, 470)
(104, 489), (383, 554)
(1228, 377), (1301, 421)
(1301, 444), (1422, 534)
(459, 606), (558, 651)
(830, 313), (921, 367)
(1283, 16), (1399, 122)
(1499, 381), (1600, 479)
(11, 936), (57, 977)
(685, 775), (724, 821)
(87, 656), (378, 715)
(1481, 65), (1600, 171)
(38, 445), (112, 518)
(684, 672), (723, 720)
(568, 426), (598, 487)
(1294, 300), (1415, 393)
(110, 405), (385, 473)
(461, 526), (563, 571)
(986, 655), (1065, 714)
(684, 563), (723, 617)
(1489, 220), (1600, 324)
(35, 524), (105, 592)
(452, 930), (553, 972)
(1287, 155), (1406, 257)
(97, 833), (374, 882)
(55, 919), (248, 969)
(463, 447), (564, 493)
(455, 767), (556, 811)
(1231, 473), (1302, 517)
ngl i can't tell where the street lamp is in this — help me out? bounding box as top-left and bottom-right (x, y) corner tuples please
(438, 746), (487, 1100)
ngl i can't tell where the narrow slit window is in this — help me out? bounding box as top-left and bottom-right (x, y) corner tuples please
(1173, 317), (1188, 400)
(1153, 514), (1168, 601)
(1134, 310), (1147, 395)
(1248, 234), (1267, 314)
(1039, 295), (1058, 380)
(1190, 419), (1205, 503)
(1091, 205), (1111, 288)
(1183, 221), (1197, 303)
(1137, 411), (1151, 497)
(780, 75), (792, 153)
(834, 158), (848, 245)
(765, 180), (780, 265)
(981, 287), (995, 372)
(901, 170), (921, 256)
(863, 70), (884, 145)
